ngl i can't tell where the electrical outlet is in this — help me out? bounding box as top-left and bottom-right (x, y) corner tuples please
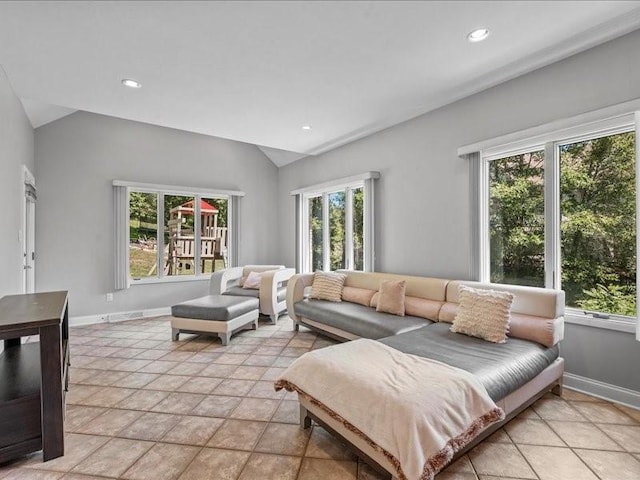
(106, 293), (114, 302)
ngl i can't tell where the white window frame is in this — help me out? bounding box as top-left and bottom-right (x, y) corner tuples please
(292, 172), (379, 273)
(472, 111), (639, 336)
(114, 180), (244, 286)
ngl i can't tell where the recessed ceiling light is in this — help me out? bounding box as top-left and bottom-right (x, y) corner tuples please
(302, 125), (312, 131)
(467, 28), (490, 43)
(121, 78), (142, 88)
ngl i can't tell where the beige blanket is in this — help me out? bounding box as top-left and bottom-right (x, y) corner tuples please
(275, 339), (504, 480)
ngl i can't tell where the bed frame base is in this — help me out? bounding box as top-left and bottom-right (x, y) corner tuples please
(301, 405), (399, 479)
(299, 358), (564, 479)
(296, 317), (360, 342)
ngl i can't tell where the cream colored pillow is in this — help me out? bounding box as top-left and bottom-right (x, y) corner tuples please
(242, 270), (262, 289)
(451, 285), (513, 343)
(376, 280), (406, 316)
(310, 271), (347, 302)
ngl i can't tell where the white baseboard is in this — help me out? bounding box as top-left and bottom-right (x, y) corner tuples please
(70, 307), (171, 327)
(564, 372), (640, 409)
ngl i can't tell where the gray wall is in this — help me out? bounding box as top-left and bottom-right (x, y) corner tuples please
(561, 324), (640, 392)
(35, 112), (279, 317)
(0, 68), (34, 298)
(277, 30), (640, 392)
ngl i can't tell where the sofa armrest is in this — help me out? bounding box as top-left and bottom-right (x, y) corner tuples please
(286, 273), (314, 323)
(209, 267), (243, 295)
(259, 268), (296, 315)
(243, 264), (285, 275)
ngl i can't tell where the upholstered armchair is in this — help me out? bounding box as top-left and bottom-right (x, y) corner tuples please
(210, 265), (296, 324)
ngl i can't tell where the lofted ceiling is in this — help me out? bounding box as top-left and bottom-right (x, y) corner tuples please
(1, 1), (640, 166)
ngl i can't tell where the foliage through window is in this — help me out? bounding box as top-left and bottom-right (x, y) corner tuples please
(485, 129), (636, 319)
(129, 192), (158, 279)
(329, 191), (346, 270)
(352, 187), (365, 270)
(302, 183), (368, 273)
(489, 150), (545, 287)
(308, 195), (324, 272)
(560, 132), (636, 316)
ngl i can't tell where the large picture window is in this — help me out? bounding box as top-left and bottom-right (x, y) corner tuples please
(294, 172), (378, 273)
(129, 193), (229, 280)
(114, 181), (242, 287)
(480, 119), (637, 326)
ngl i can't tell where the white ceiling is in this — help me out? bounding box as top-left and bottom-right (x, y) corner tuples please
(1, 1), (640, 167)
(19, 98), (76, 128)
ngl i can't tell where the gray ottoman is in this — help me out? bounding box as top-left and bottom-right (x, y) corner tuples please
(171, 295), (259, 345)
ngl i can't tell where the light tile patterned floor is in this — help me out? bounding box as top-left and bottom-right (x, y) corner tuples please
(1, 316), (639, 480)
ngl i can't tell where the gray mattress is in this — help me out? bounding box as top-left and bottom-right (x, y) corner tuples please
(380, 322), (559, 401)
(295, 299), (432, 339)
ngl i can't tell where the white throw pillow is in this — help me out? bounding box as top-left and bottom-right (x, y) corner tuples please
(450, 285), (513, 343)
(242, 271), (263, 290)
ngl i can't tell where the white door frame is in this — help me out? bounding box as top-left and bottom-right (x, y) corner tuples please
(22, 165), (36, 294)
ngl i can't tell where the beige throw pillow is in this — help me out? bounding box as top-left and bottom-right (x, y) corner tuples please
(310, 271), (347, 302)
(451, 285), (513, 343)
(376, 280), (406, 316)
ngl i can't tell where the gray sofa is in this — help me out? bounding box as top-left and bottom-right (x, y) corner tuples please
(286, 270), (566, 478)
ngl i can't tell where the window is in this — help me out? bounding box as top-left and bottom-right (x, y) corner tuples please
(114, 181), (243, 287)
(293, 172), (378, 273)
(559, 132), (636, 317)
(307, 195), (324, 272)
(352, 187), (365, 270)
(489, 150), (545, 287)
(328, 191), (346, 270)
(479, 119), (637, 325)
(129, 192), (158, 279)
(302, 186), (363, 272)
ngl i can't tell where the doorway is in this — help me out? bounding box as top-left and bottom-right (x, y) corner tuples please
(23, 166), (36, 294)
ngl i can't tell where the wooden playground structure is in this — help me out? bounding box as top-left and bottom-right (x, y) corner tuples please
(164, 199), (228, 275)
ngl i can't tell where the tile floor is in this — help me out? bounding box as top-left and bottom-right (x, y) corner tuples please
(1, 315), (639, 480)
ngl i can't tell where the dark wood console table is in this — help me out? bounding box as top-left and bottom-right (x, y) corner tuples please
(0, 291), (69, 463)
